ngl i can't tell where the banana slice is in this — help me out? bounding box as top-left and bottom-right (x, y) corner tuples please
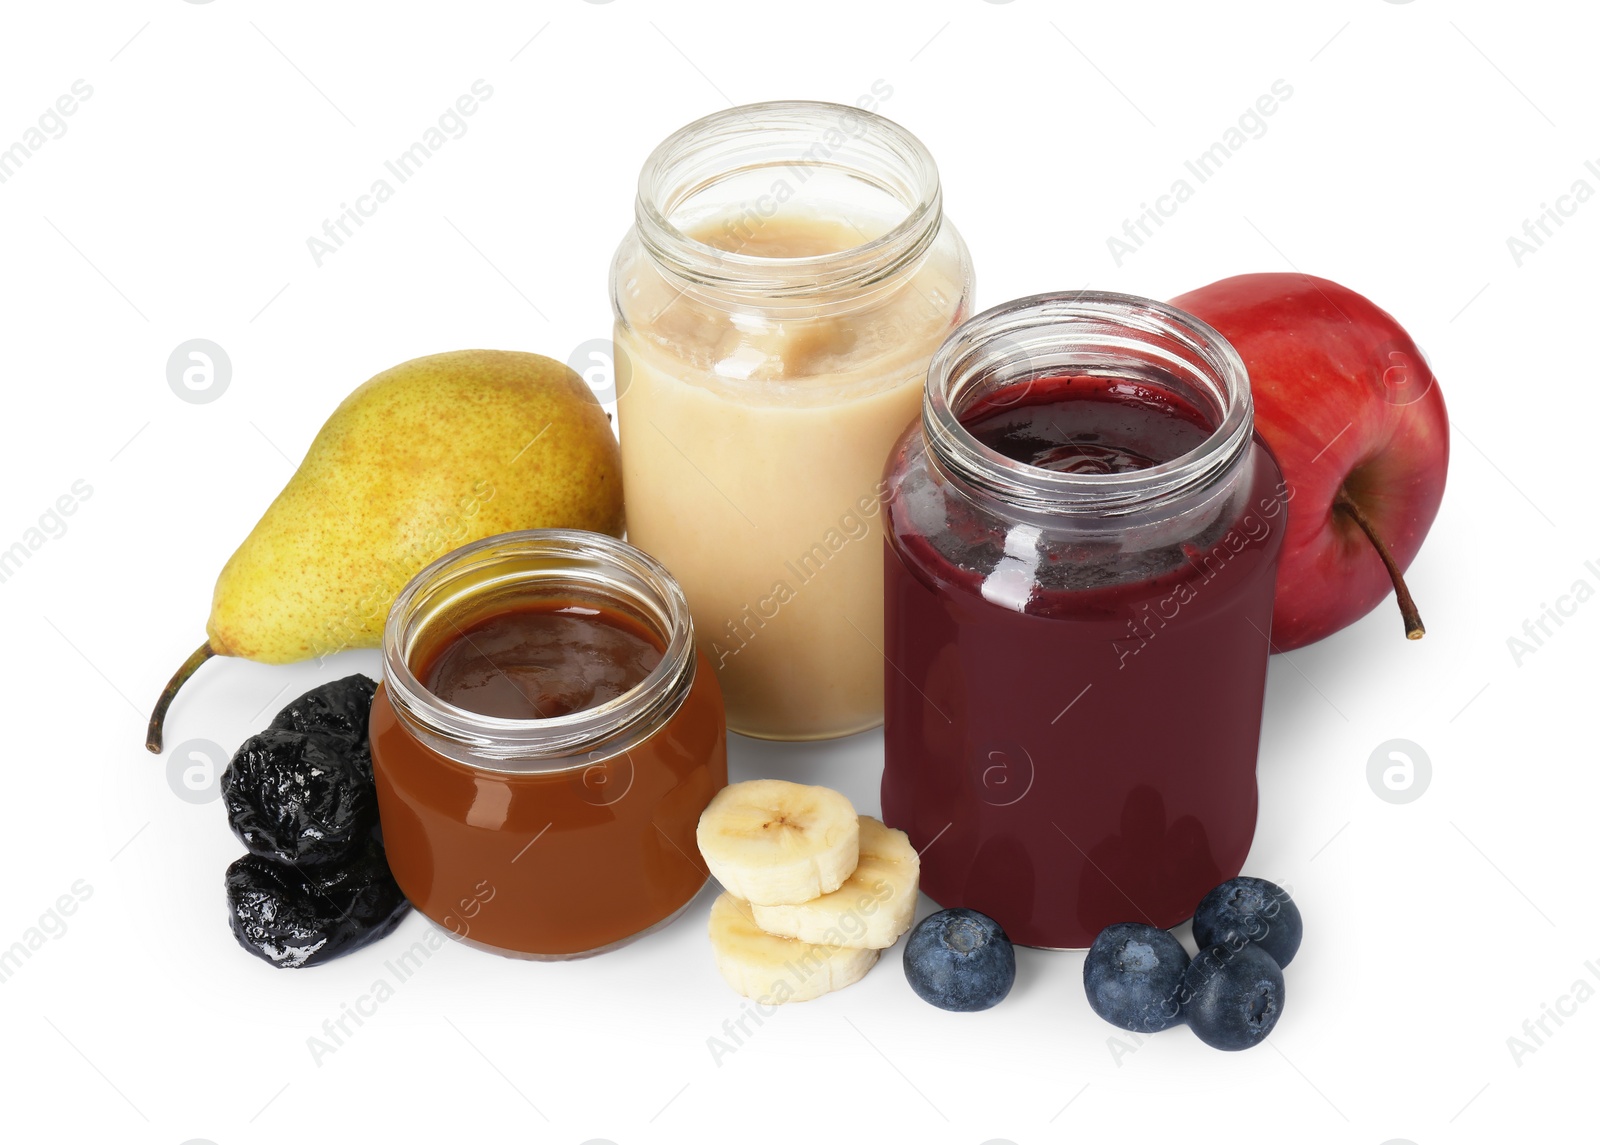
(708, 892), (880, 1003)
(751, 816), (920, 950)
(696, 780), (860, 906)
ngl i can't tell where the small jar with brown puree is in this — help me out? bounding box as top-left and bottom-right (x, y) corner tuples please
(611, 99), (975, 740)
(370, 530), (726, 959)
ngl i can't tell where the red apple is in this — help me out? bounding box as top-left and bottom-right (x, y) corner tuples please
(1170, 273), (1448, 651)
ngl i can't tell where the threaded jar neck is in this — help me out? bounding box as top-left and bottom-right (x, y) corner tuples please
(634, 100), (944, 304)
(922, 291), (1255, 525)
(381, 530), (696, 772)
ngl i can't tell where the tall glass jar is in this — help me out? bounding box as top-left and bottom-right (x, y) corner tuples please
(879, 293), (1288, 949)
(611, 100), (974, 741)
(370, 530), (727, 959)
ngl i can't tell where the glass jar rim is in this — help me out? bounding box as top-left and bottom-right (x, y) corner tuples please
(634, 99), (943, 298)
(381, 529), (697, 772)
(922, 290), (1255, 519)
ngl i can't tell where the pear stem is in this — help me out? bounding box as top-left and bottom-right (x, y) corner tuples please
(146, 642), (216, 754)
(1333, 488), (1425, 641)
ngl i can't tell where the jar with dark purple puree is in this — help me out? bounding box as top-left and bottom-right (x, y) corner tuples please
(880, 292), (1288, 949)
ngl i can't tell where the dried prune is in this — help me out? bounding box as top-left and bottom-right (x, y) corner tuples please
(268, 674), (377, 745)
(223, 729), (376, 866)
(225, 844), (410, 969)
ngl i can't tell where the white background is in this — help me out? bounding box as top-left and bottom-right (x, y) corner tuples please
(0, 1), (1593, 1142)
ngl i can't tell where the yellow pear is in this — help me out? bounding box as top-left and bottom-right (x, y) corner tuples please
(146, 349), (624, 752)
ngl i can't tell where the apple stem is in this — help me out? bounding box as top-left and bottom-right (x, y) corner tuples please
(1332, 489), (1425, 641)
(146, 642), (216, 754)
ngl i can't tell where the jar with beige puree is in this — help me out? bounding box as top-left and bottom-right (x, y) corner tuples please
(611, 100), (974, 740)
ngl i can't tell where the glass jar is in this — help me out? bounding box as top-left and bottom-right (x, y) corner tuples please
(370, 529), (727, 959)
(611, 100), (974, 741)
(879, 292), (1288, 949)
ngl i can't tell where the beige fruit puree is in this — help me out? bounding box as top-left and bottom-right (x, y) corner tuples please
(614, 206), (970, 739)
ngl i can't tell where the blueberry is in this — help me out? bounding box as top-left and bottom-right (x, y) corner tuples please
(1083, 922), (1188, 1033)
(903, 908), (1015, 1012)
(1193, 876), (1302, 968)
(1180, 942), (1285, 1050)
